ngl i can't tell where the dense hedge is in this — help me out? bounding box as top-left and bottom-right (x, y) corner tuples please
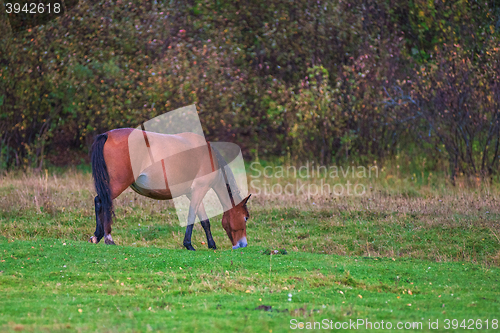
(1, 0), (499, 179)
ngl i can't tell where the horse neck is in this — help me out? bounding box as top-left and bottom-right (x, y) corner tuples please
(211, 144), (242, 210)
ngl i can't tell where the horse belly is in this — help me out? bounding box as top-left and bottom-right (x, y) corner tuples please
(130, 161), (195, 200)
(130, 182), (173, 200)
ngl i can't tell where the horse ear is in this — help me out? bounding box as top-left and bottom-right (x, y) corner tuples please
(241, 194), (251, 206)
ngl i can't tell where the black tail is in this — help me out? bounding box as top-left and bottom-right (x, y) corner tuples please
(91, 134), (113, 229)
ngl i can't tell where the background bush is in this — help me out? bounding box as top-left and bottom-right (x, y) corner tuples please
(1, 0), (499, 180)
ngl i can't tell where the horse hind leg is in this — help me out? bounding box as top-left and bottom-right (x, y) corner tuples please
(89, 195), (115, 245)
(102, 167), (135, 246)
(104, 218), (115, 245)
(89, 196), (105, 244)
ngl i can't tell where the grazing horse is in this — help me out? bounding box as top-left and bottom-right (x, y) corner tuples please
(89, 128), (250, 250)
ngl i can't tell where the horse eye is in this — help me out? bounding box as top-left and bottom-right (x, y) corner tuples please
(244, 216), (248, 222)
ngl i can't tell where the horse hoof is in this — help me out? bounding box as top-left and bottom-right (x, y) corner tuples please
(208, 242), (217, 250)
(184, 243), (196, 251)
(105, 239), (116, 245)
(89, 236), (99, 244)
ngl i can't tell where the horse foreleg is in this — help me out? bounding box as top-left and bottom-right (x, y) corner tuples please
(197, 202), (216, 249)
(183, 187), (210, 251)
(183, 223), (196, 251)
(182, 197), (197, 250)
(89, 196), (105, 244)
(200, 220), (216, 249)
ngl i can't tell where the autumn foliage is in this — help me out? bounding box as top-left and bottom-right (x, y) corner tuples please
(0, 0), (499, 180)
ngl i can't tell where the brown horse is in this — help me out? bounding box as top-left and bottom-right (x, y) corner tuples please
(89, 128), (250, 250)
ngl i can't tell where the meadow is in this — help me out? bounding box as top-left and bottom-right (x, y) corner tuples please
(0, 166), (499, 332)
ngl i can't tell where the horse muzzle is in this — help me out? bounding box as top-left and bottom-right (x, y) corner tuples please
(232, 237), (247, 249)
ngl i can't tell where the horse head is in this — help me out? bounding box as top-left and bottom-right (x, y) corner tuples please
(222, 194), (251, 249)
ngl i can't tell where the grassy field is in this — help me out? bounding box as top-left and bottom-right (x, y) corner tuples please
(1, 167), (500, 332)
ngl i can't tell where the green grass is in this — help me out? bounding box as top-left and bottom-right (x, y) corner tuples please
(1, 169), (500, 331)
(1, 239), (499, 332)
(1, 207), (499, 264)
